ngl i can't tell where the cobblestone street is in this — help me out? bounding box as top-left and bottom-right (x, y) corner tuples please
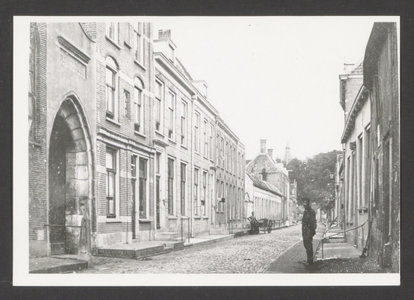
(79, 225), (303, 274)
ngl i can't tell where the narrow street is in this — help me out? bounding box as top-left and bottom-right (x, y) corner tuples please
(79, 226), (303, 274)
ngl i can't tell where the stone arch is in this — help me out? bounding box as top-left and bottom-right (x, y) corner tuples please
(48, 94), (93, 255)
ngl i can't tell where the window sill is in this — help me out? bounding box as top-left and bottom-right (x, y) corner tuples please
(181, 144), (188, 150)
(106, 218), (122, 223)
(203, 156), (209, 160)
(105, 36), (122, 50)
(124, 41), (132, 49)
(168, 138), (177, 145)
(155, 130), (165, 138)
(134, 60), (147, 71)
(134, 131), (147, 138)
(168, 216), (178, 220)
(194, 216), (201, 219)
(106, 117), (121, 126)
(180, 216), (189, 220)
(139, 219), (152, 223)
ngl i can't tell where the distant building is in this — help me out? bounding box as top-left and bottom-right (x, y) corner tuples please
(245, 173), (283, 224)
(246, 139), (290, 225)
(283, 141), (291, 167)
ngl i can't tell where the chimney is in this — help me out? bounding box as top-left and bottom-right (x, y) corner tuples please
(267, 149), (273, 159)
(260, 139), (266, 154)
(158, 29), (171, 39)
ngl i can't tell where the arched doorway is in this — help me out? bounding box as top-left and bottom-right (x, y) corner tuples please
(48, 97), (93, 255)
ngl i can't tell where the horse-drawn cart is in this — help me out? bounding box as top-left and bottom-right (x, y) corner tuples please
(250, 218), (273, 234)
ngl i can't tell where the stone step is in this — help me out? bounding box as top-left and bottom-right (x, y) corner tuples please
(155, 232), (181, 240)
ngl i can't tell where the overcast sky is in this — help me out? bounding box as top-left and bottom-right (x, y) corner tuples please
(151, 16), (398, 161)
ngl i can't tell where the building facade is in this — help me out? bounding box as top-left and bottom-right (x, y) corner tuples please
(363, 22), (400, 271)
(245, 139), (290, 225)
(339, 61), (371, 249)
(338, 22), (399, 271)
(245, 173), (283, 224)
(29, 23), (246, 257)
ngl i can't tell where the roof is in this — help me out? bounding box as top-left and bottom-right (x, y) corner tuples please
(350, 61), (363, 75)
(247, 173), (283, 197)
(79, 23), (96, 41)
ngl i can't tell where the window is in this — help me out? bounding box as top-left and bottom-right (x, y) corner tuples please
(139, 158), (147, 218)
(202, 172), (207, 216)
(168, 158), (174, 215)
(210, 124), (214, 160)
(106, 57), (117, 118)
(106, 22), (119, 43)
(155, 80), (163, 132)
(123, 90), (130, 118)
(134, 77), (144, 132)
(194, 112), (200, 152)
(156, 152), (161, 175)
(181, 101), (187, 145)
(204, 120), (208, 157)
(133, 23), (144, 65)
(168, 91), (175, 139)
(220, 181), (224, 212)
(180, 163), (186, 215)
(194, 168), (199, 215)
(106, 148), (116, 218)
(220, 138), (224, 168)
(131, 155), (137, 220)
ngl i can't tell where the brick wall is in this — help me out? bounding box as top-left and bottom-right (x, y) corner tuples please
(29, 23), (48, 257)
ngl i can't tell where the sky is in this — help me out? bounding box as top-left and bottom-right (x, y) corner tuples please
(151, 16), (398, 161)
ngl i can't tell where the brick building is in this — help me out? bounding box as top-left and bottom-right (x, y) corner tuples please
(338, 22), (399, 271)
(363, 22), (399, 271)
(29, 22), (246, 257)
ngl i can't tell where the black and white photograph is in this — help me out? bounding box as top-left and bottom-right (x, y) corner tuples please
(14, 16), (400, 286)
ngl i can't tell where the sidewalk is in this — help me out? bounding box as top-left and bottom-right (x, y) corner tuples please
(265, 223), (387, 273)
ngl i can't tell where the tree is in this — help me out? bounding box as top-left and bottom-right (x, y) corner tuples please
(287, 150), (341, 206)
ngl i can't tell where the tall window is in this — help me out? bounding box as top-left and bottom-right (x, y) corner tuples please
(123, 90), (130, 118)
(106, 22), (118, 43)
(133, 23), (144, 65)
(364, 126), (371, 208)
(180, 163), (186, 215)
(220, 138), (224, 168)
(202, 172), (207, 216)
(139, 158), (147, 218)
(155, 80), (163, 131)
(220, 181), (224, 212)
(181, 101), (187, 145)
(168, 91), (175, 139)
(134, 77), (144, 132)
(106, 148), (116, 218)
(131, 155), (137, 220)
(168, 158), (174, 215)
(194, 168), (199, 215)
(106, 56), (117, 118)
(195, 112), (200, 152)
(209, 124), (214, 160)
(204, 120), (208, 157)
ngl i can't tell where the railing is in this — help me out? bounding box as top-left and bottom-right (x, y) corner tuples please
(317, 220), (368, 260)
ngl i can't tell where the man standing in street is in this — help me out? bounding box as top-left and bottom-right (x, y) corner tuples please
(302, 198), (317, 267)
(248, 212), (258, 234)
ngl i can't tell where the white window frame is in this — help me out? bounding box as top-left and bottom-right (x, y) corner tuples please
(106, 22), (119, 44)
(155, 79), (164, 133)
(134, 77), (144, 133)
(203, 119), (208, 158)
(105, 56), (118, 121)
(195, 111), (200, 153)
(181, 100), (187, 146)
(180, 162), (187, 216)
(133, 22), (145, 65)
(106, 147), (119, 219)
(138, 157), (149, 219)
(168, 90), (175, 140)
(167, 157), (175, 215)
(194, 168), (199, 216)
